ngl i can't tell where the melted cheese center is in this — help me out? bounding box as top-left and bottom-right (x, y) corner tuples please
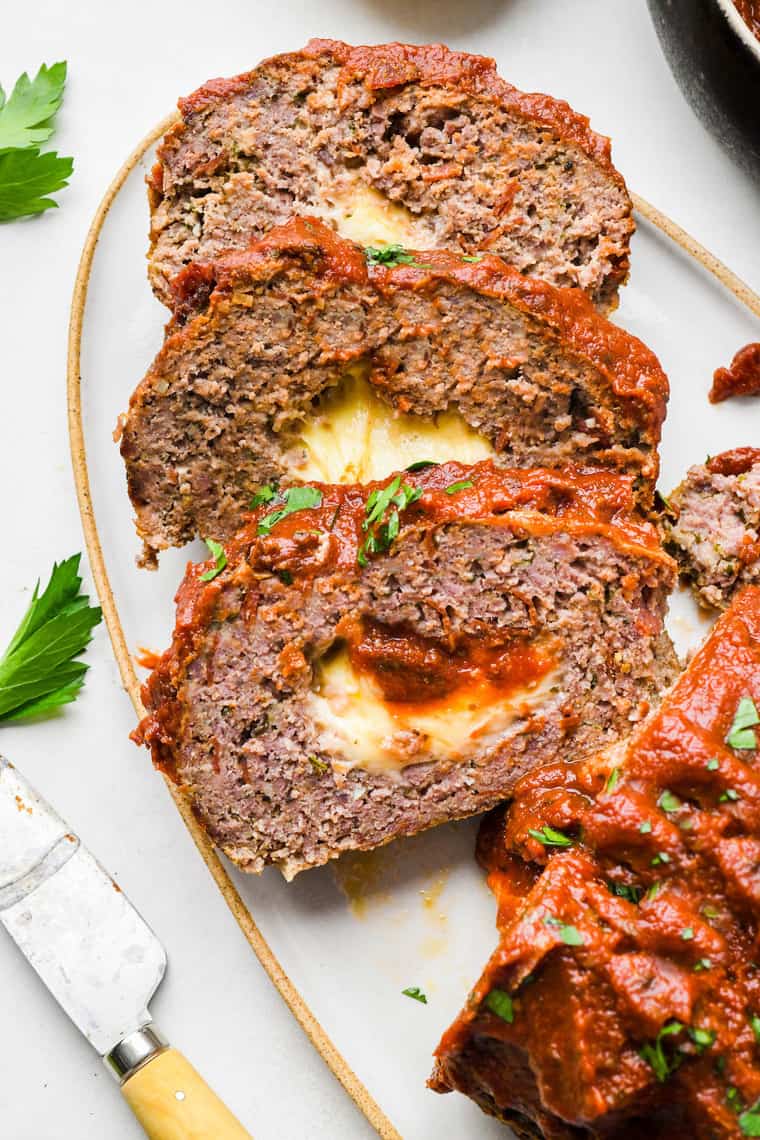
(320, 182), (422, 248)
(307, 646), (562, 778)
(292, 369), (494, 484)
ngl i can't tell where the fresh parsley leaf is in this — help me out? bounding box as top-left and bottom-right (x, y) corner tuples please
(527, 825), (573, 848)
(444, 480), (474, 495)
(707, 757), (720, 771)
(607, 880), (642, 904)
(257, 486), (323, 536)
(460, 254), (484, 263)
(358, 477), (422, 566)
(250, 485), (276, 508)
(639, 1020), (684, 1082)
(693, 958), (712, 972)
(689, 1026), (715, 1052)
(651, 851), (670, 866)
(0, 147), (73, 220)
(484, 988), (514, 1023)
(544, 916), (584, 945)
(0, 62), (67, 150)
(405, 460), (438, 472)
(0, 554), (101, 722)
(728, 1086), (745, 1112)
(658, 789), (682, 813)
(751, 1014), (760, 1044)
(720, 788), (741, 803)
(605, 767), (622, 793)
(645, 881), (662, 902)
(681, 927), (695, 941)
(402, 986), (427, 1004)
(365, 244), (431, 269)
(702, 904), (720, 919)
(639, 820), (653, 834)
(199, 538), (227, 582)
(308, 755), (328, 775)
(739, 1102), (760, 1135)
(727, 696), (759, 750)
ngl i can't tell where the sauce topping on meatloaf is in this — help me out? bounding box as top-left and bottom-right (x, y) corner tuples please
(431, 586), (760, 1139)
(149, 39), (633, 311)
(134, 461), (677, 876)
(710, 342), (760, 404)
(735, 0), (760, 41)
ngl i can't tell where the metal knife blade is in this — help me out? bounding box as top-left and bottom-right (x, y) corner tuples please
(0, 756), (166, 1059)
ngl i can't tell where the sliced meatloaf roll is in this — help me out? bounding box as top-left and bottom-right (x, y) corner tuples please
(134, 460), (678, 878)
(431, 586), (760, 1139)
(148, 39), (634, 311)
(663, 448), (760, 610)
(121, 218), (668, 565)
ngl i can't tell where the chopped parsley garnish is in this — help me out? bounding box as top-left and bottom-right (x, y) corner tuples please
(638, 1020), (684, 1082)
(720, 788), (741, 803)
(605, 767), (622, 793)
(728, 1086), (745, 1112)
(544, 916), (584, 945)
(727, 696), (759, 750)
(402, 986), (427, 1004)
(460, 254), (484, 263)
(365, 243), (430, 269)
(405, 460), (438, 472)
(308, 755), (328, 775)
(199, 538), (227, 582)
(607, 881), (642, 904)
(707, 757), (720, 771)
(740, 1102), (760, 1135)
(689, 1026), (715, 1052)
(694, 958), (712, 972)
(639, 820), (653, 834)
(277, 569), (293, 586)
(750, 1014), (760, 1044)
(257, 486), (323, 536)
(651, 851), (670, 866)
(444, 480), (474, 495)
(658, 789), (682, 813)
(527, 825), (573, 848)
(0, 62), (73, 220)
(681, 927), (695, 941)
(484, 988), (514, 1023)
(358, 476), (422, 566)
(250, 485), (276, 508)
(645, 881), (662, 902)
(702, 904), (720, 919)
(0, 554), (101, 722)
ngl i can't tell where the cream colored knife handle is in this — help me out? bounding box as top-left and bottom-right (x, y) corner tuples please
(121, 1047), (252, 1140)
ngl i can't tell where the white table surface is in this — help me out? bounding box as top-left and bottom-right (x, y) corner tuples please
(2, 2), (759, 1136)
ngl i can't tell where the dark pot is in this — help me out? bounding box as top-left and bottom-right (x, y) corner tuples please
(648, 0), (760, 178)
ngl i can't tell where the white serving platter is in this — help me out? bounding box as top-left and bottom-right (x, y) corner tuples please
(68, 122), (760, 1139)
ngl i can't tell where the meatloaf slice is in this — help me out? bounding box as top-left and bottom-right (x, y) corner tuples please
(134, 460), (678, 878)
(431, 586), (760, 1139)
(663, 448), (760, 610)
(121, 218), (668, 565)
(148, 39), (634, 311)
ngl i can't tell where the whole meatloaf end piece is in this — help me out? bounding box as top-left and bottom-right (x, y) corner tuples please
(121, 218), (668, 565)
(134, 460), (678, 878)
(147, 39), (634, 312)
(431, 585), (760, 1139)
(663, 448), (760, 610)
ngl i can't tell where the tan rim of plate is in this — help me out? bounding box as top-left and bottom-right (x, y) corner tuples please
(67, 118), (760, 1140)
